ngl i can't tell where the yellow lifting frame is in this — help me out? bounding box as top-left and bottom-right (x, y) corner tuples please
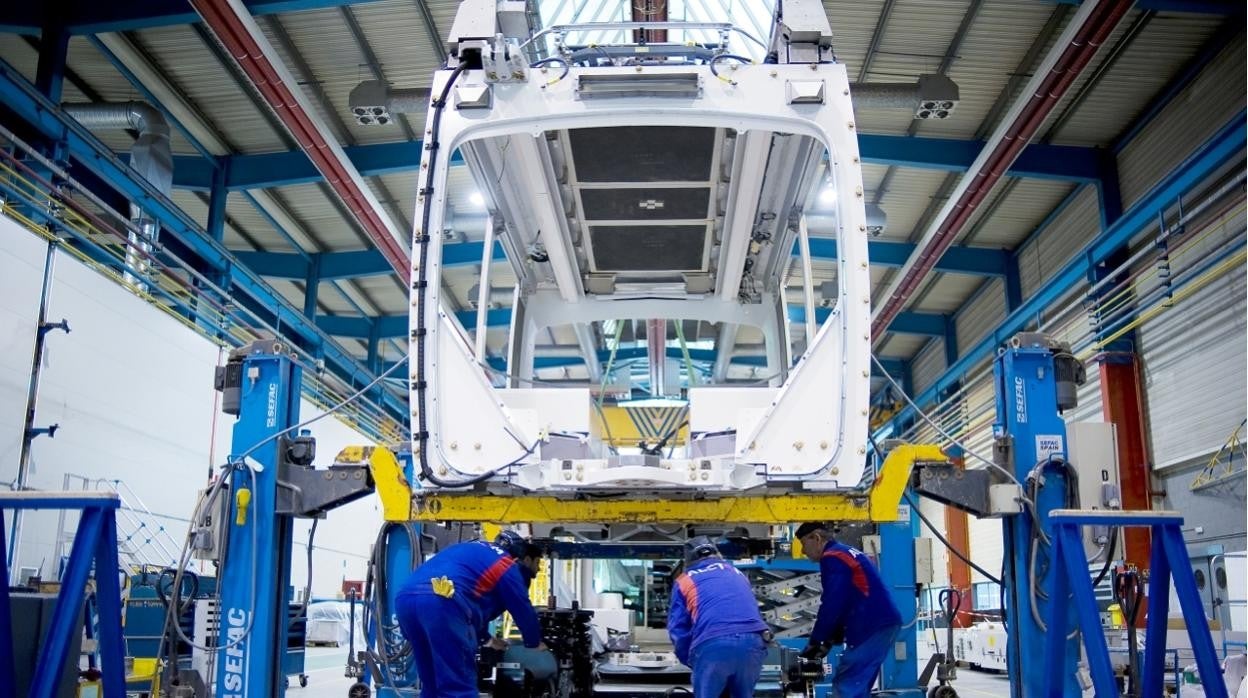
(352, 444), (947, 525)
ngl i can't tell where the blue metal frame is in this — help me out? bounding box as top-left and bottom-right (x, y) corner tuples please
(0, 57), (408, 430)
(1043, 512), (1227, 698)
(0, 0), (388, 36)
(166, 136), (1107, 191)
(877, 501), (920, 696)
(0, 495), (126, 698)
(1045, 0), (1243, 14)
(878, 113), (1246, 437)
(214, 348), (301, 697)
(992, 340), (1080, 698)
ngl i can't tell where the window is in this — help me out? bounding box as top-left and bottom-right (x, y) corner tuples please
(973, 581), (1002, 611)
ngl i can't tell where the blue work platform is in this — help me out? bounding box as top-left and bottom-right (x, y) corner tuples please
(0, 492), (126, 698)
(1043, 509), (1228, 698)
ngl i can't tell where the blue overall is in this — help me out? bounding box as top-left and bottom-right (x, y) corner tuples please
(813, 540), (903, 698)
(395, 541), (543, 698)
(667, 557), (770, 697)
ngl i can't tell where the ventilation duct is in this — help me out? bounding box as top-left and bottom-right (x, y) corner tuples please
(851, 74), (960, 119)
(63, 102), (172, 289)
(348, 80), (433, 126)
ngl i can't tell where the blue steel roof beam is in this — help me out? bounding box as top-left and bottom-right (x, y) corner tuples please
(0, 0), (389, 36)
(803, 238), (1010, 277)
(1045, 0), (1243, 14)
(230, 241), (505, 281)
(167, 136), (1101, 191)
(878, 113), (1246, 436)
(0, 58), (408, 426)
(94, 30), (410, 406)
(479, 352), (910, 379)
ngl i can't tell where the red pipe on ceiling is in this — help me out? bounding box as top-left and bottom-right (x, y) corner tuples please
(871, 0), (1133, 337)
(189, 0), (411, 282)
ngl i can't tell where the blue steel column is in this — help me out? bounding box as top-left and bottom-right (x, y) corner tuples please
(994, 340), (1080, 698)
(215, 348), (301, 697)
(879, 500), (920, 695)
(34, 19), (68, 102)
(375, 523), (420, 696)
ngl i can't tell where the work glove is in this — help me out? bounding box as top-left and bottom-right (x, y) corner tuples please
(799, 641), (829, 660)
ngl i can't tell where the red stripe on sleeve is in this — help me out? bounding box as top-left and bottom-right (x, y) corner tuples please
(676, 573), (700, 621)
(823, 549), (870, 597)
(473, 556), (516, 597)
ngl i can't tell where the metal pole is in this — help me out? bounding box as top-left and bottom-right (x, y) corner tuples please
(797, 215), (818, 347)
(475, 215), (495, 361)
(8, 241), (58, 582)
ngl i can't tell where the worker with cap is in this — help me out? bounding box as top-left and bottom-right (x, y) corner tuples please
(666, 535), (771, 697)
(794, 522), (902, 698)
(395, 530), (549, 698)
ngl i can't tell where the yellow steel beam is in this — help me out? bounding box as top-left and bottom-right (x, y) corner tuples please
(364, 444), (946, 525)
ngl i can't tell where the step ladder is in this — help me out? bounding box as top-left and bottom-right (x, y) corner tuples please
(1042, 509), (1227, 698)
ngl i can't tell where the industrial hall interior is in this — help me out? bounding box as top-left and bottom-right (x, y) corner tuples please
(0, 0), (1245, 696)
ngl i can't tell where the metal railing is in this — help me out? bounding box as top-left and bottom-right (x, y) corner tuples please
(55, 474), (185, 573)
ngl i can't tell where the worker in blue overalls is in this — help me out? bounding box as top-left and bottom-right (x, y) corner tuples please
(395, 530), (549, 698)
(667, 536), (771, 697)
(795, 522), (903, 698)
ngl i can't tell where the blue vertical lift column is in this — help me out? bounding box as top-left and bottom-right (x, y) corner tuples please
(214, 340), (302, 697)
(992, 333), (1083, 698)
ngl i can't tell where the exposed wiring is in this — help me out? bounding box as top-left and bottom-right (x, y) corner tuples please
(906, 492), (1002, 586)
(159, 351), (412, 663)
(709, 53), (752, 85)
(412, 62), (539, 490)
(530, 57), (570, 85)
(300, 518), (318, 618)
(870, 354), (1034, 510)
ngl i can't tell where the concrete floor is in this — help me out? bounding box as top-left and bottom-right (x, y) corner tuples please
(287, 645), (1018, 698)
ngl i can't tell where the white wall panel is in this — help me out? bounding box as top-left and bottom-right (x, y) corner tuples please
(1017, 186), (1101, 299)
(956, 280), (1006, 356)
(0, 214), (377, 597)
(911, 339), (946, 396)
(1139, 264), (1247, 469)
(1117, 35), (1247, 210)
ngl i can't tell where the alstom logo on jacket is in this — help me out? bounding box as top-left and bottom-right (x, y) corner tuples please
(666, 558), (768, 664)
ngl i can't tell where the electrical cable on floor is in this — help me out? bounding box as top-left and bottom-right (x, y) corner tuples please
(905, 492), (1002, 586)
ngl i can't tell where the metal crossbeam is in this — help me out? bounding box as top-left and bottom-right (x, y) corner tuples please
(0, 0), (388, 35)
(880, 114), (1246, 437)
(0, 59), (408, 428)
(167, 135), (1105, 191)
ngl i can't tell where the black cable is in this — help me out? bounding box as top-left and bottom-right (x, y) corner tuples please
(412, 61), (504, 490)
(1091, 530), (1118, 589)
(906, 493), (1003, 586)
(709, 54), (751, 85)
(295, 518), (318, 627)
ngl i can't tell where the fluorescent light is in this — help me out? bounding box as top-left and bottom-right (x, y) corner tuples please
(469, 191), (485, 206)
(819, 186), (837, 205)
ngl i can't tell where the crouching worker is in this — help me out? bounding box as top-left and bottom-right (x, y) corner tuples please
(667, 536), (770, 697)
(395, 530), (549, 698)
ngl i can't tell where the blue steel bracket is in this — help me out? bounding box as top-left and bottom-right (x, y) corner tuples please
(0, 492), (126, 698)
(1042, 510), (1228, 698)
(37, 318), (70, 338)
(25, 424), (59, 440)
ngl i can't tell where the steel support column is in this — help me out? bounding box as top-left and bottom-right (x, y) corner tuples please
(34, 17), (69, 101)
(214, 346), (301, 697)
